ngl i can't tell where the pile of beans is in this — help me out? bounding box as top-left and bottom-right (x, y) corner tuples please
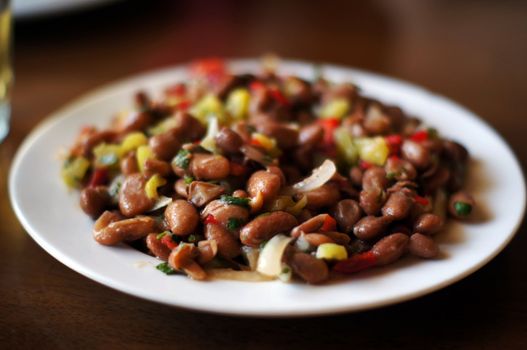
(63, 59), (475, 284)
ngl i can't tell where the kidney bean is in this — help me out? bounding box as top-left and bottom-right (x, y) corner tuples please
(303, 233), (334, 246)
(255, 121), (299, 149)
(164, 200), (199, 236)
(349, 166), (363, 186)
(331, 199), (362, 233)
(291, 214), (332, 237)
(232, 189), (249, 198)
(324, 231), (351, 245)
(168, 244), (206, 280)
(188, 181), (224, 207)
(421, 166), (450, 194)
(195, 240), (217, 265)
(119, 174), (154, 217)
(146, 233), (171, 261)
(305, 183), (341, 210)
(120, 152), (139, 175)
(371, 233), (409, 266)
(299, 124), (324, 148)
(76, 129), (118, 157)
(201, 199), (250, 227)
(119, 111), (151, 133)
(387, 181), (417, 197)
(442, 140), (468, 163)
(353, 216), (391, 241)
(240, 211), (298, 247)
(414, 213), (444, 235)
(384, 157), (416, 181)
(447, 164), (466, 192)
(149, 130), (182, 161)
(409, 233), (439, 258)
(246, 170), (282, 203)
(215, 126), (243, 154)
(190, 153), (230, 180)
(448, 191), (475, 219)
(93, 210), (123, 232)
(204, 224), (241, 258)
(401, 140), (430, 169)
(288, 252), (329, 284)
(362, 166), (388, 191)
(172, 111), (206, 142)
(144, 158), (172, 177)
(93, 215), (157, 246)
(297, 209), (313, 222)
(174, 178), (189, 198)
(360, 189), (385, 216)
(364, 104), (391, 135)
(381, 191), (413, 220)
(80, 186), (111, 219)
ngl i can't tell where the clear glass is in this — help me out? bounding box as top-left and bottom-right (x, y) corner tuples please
(0, 0), (12, 142)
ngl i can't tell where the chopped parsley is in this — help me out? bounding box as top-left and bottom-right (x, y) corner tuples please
(183, 175), (194, 184)
(187, 234), (199, 243)
(226, 217), (243, 231)
(454, 201), (472, 216)
(427, 127), (439, 139)
(173, 149), (191, 169)
(156, 231), (170, 240)
(156, 262), (178, 275)
(220, 195), (250, 208)
(386, 171), (397, 180)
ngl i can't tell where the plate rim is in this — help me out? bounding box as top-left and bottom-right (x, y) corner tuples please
(9, 58), (526, 317)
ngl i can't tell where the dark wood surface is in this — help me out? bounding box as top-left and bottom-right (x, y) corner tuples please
(2, 1), (527, 348)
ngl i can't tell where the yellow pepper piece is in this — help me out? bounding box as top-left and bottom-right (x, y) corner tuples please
(334, 126), (359, 165)
(145, 174), (167, 200)
(120, 132), (148, 155)
(147, 117), (179, 136)
(61, 156), (90, 188)
(355, 136), (389, 166)
(226, 88), (250, 120)
(136, 145), (154, 173)
(191, 94), (225, 125)
(320, 98), (350, 119)
(93, 143), (122, 168)
(316, 243), (348, 261)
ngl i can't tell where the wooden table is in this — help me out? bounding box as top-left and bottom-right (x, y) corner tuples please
(2, 1), (527, 348)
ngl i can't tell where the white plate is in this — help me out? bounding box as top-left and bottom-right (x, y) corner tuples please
(13, 0), (119, 19)
(9, 59), (525, 317)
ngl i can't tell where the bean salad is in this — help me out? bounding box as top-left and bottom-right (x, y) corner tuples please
(62, 58), (475, 284)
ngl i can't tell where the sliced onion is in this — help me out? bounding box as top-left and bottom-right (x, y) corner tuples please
(292, 159), (337, 193)
(241, 246), (260, 271)
(256, 234), (293, 277)
(206, 268), (274, 282)
(148, 195), (172, 212)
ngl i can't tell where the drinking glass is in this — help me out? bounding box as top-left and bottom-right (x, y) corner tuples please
(0, 0), (12, 142)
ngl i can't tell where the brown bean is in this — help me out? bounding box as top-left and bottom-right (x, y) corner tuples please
(303, 233), (335, 246)
(119, 174), (154, 217)
(172, 111), (206, 142)
(146, 233), (171, 261)
(255, 121), (299, 149)
(363, 104), (391, 134)
(332, 199), (362, 233)
(372, 233), (409, 266)
(401, 140), (430, 169)
(120, 152), (139, 175)
(381, 191), (413, 220)
(384, 157), (416, 181)
(305, 183), (341, 210)
(80, 186), (111, 219)
(168, 243), (206, 280)
(323, 231), (352, 245)
(174, 178), (189, 198)
(149, 130), (181, 161)
(448, 191), (475, 219)
(442, 140), (469, 163)
(197, 240), (218, 265)
(214, 126), (243, 154)
(240, 211), (298, 247)
(204, 224), (241, 258)
(291, 214), (332, 237)
(232, 189), (249, 198)
(118, 111), (151, 133)
(190, 153), (230, 180)
(353, 216), (391, 241)
(349, 166), (363, 186)
(288, 252), (329, 284)
(77, 129), (118, 157)
(201, 199), (250, 227)
(188, 181), (224, 207)
(362, 166), (388, 191)
(360, 189), (385, 216)
(421, 166), (450, 194)
(144, 158), (172, 178)
(414, 213), (444, 235)
(164, 200), (199, 236)
(298, 124), (324, 147)
(409, 233), (439, 258)
(93, 215), (157, 246)
(246, 170), (282, 203)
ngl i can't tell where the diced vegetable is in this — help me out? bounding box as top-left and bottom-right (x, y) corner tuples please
(136, 145), (154, 173)
(88, 168), (108, 187)
(183, 175), (194, 184)
(173, 149), (191, 169)
(156, 262), (178, 275)
(93, 143), (122, 168)
(220, 195), (250, 208)
(334, 127), (359, 165)
(226, 88), (250, 120)
(145, 174), (167, 199)
(120, 132), (148, 154)
(320, 98), (350, 119)
(191, 94), (225, 125)
(149, 196), (172, 212)
(278, 264), (292, 282)
(454, 201), (472, 216)
(226, 217), (244, 231)
(200, 116), (220, 153)
(61, 156), (91, 188)
(251, 133), (281, 157)
(316, 243), (348, 261)
(147, 117), (179, 136)
(355, 136), (389, 166)
(320, 215), (337, 232)
(333, 251), (377, 274)
(256, 234), (294, 277)
(292, 159), (337, 193)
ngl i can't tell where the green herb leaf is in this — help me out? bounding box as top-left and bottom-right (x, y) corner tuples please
(454, 201), (472, 216)
(427, 127), (439, 139)
(183, 175), (194, 184)
(220, 195), (250, 208)
(386, 171), (397, 180)
(156, 231), (170, 240)
(187, 234), (199, 243)
(173, 149), (191, 169)
(226, 217), (243, 231)
(156, 262), (178, 275)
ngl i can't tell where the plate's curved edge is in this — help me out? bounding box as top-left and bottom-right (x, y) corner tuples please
(8, 59), (527, 317)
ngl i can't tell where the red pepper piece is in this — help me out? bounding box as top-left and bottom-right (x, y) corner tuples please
(176, 100), (191, 111)
(318, 118), (340, 147)
(88, 168), (108, 187)
(189, 58), (226, 79)
(414, 195), (430, 206)
(230, 162), (247, 176)
(160, 235), (178, 250)
(249, 81), (266, 91)
(165, 83), (186, 97)
(389, 154), (400, 161)
(410, 130), (429, 142)
(320, 215), (337, 232)
(268, 88), (289, 106)
(333, 251), (378, 274)
(385, 134), (403, 155)
(204, 214), (219, 225)
(359, 160), (372, 170)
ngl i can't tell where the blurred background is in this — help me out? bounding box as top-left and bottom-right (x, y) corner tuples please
(2, 0), (527, 348)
